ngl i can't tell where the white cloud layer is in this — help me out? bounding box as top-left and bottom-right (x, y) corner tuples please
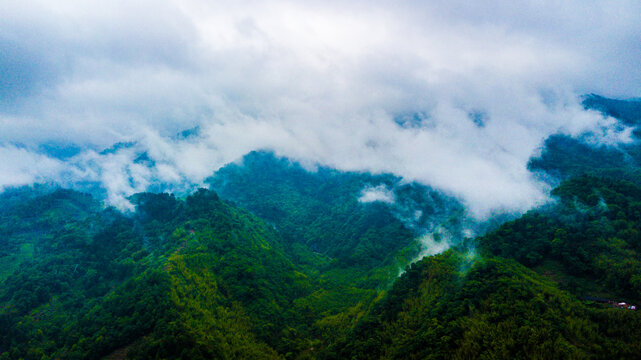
(0, 0), (640, 216)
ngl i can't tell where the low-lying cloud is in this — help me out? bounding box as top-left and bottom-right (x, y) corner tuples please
(359, 185), (396, 204)
(1, 0), (640, 217)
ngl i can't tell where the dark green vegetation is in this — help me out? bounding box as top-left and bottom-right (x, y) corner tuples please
(3, 96), (641, 359)
(333, 249), (641, 359)
(0, 188), (302, 359)
(207, 152), (467, 282)
(209, 152), (414, 269)
(478, 176), (641, 299)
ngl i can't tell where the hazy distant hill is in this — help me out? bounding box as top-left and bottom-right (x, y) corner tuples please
(583, 94), (641, 126)
(529, 95), (641, 184)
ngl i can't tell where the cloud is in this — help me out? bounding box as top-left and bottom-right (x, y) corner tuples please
(0, 145), (65, 189)
(416, 232), (453, 260)
(0, 0), (639, 216)
(359, 185), (395, 204)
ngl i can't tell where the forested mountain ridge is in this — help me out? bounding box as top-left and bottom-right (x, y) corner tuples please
(0, 188), (315, 359)
(0, 181), (447, 359)
(2, 95), (641, 359)
(332, 249), (641, 359)
(208, 151), (469, 273)
(4, 176), (641, 359)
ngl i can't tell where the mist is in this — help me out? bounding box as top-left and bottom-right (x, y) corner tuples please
(1, 0), (640, 217)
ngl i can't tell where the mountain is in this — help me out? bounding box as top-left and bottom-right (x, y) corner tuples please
(2, 97), (641, 359)
(329, 176), (641, 359)
(208, 151), (470, 285)
(0, 188), (313, 359)
(0, 178), (459, 359)
(4, 172), (641, 359)
(331, 249), (641, 359)
(3, 177), (641, 359)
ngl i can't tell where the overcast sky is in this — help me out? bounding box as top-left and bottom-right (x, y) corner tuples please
(1, 0), (640, 216)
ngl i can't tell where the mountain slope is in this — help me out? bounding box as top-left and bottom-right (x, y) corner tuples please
(208, 151), (467, 276)
(478, 176), (641, 301)
(0, 188), (313, 359)
(330, 249), (641, 359)
(328, 176), (641, 359)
